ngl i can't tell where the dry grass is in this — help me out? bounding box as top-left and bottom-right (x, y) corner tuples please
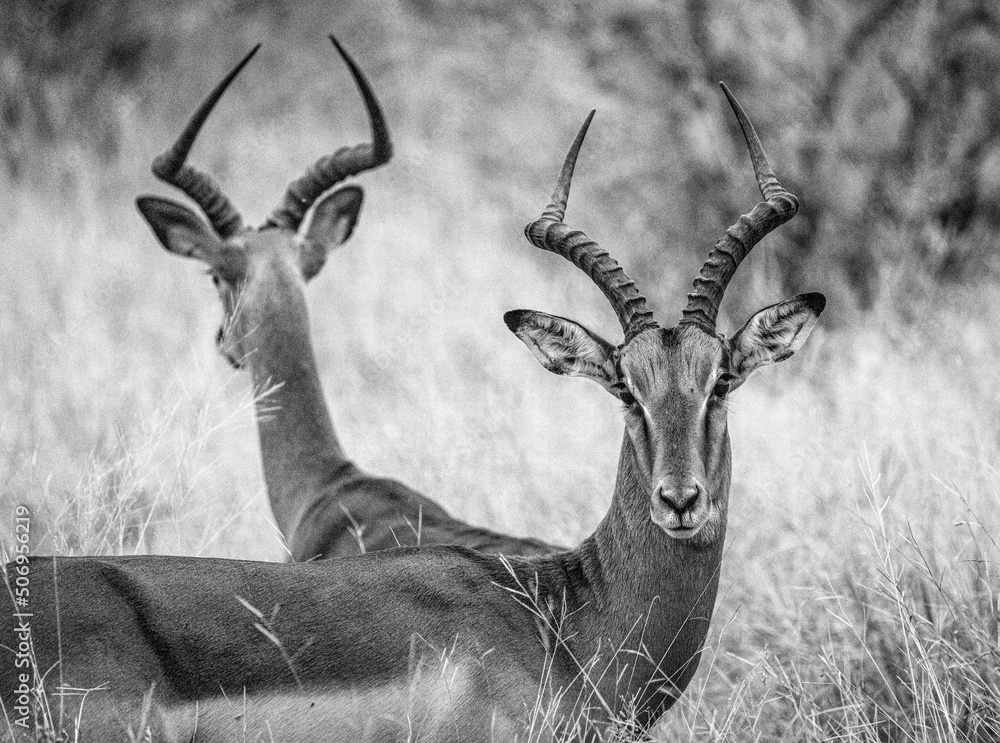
(2, 1), (999, 740)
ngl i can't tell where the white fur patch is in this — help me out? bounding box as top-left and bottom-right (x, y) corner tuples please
(156, 660), (524, 743)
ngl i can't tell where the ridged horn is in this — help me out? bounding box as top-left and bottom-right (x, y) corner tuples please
(265, 35), (392, 231)
(680, 83), (799, 332)
(151, 44), (260, 238)
(524, 111), (657, 342)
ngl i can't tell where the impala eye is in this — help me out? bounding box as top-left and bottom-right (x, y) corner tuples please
(612, 381), (636, 407)
(713, 374), (735, 399)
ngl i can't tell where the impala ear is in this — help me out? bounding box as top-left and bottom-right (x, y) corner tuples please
(136, 196), (222, 260)
(305, 186), (364, 250)
(300, 186), (364, 281)
(504, 309), (620, 395)
(729, 292), (825, 389)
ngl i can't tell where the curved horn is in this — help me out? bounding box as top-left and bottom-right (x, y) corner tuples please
(151, 44), (260, 239)
(680, 83), (800, 332)
(265, 35), (393, 231)
(524, 111), (657, 342)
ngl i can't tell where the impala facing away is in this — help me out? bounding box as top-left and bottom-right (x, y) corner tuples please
(2, 85), (823, 741)
(136, 38), (557, 560)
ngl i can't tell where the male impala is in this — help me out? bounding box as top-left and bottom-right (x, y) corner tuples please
(2, 86), (823, 741)
(136, 37), (556, 560)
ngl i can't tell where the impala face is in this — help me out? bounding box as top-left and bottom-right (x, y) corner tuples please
(617, 326), (728, 543)
(138, 186), (363, 368)
(506, 292), (823, 546)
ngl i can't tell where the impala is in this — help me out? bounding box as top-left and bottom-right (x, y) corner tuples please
(2, 86), (823, 742)
(136, 37), (557, 560)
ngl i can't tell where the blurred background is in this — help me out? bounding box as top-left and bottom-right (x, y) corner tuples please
(2, 0), (999, 739)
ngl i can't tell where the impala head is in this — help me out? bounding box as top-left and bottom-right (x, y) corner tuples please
(136, 37), (391, 367)
(506, 86), (824, 546)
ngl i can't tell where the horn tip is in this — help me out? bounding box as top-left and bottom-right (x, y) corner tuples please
(719, 81), (740, 111)
(328, 34), (351, 63)
(327, 34), (360, 76)
(565, 111), (595, 168)
(239, 43), (263, 69)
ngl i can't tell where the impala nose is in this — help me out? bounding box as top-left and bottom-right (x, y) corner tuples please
(656, 481), (705, 515)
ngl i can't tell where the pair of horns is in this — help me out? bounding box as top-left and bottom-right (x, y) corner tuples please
(525, 83), (799, 337)
(160, 51), (788, 335)
(151, 35), (392, 238)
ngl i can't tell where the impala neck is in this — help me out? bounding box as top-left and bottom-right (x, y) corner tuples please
(241, 268), (352, 539)
(550, 433), (728, 726)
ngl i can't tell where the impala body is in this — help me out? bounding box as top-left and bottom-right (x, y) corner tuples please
(135, 38), (557, 561)
(2, 66), (824, 740)
(6, 528), (714, 742)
